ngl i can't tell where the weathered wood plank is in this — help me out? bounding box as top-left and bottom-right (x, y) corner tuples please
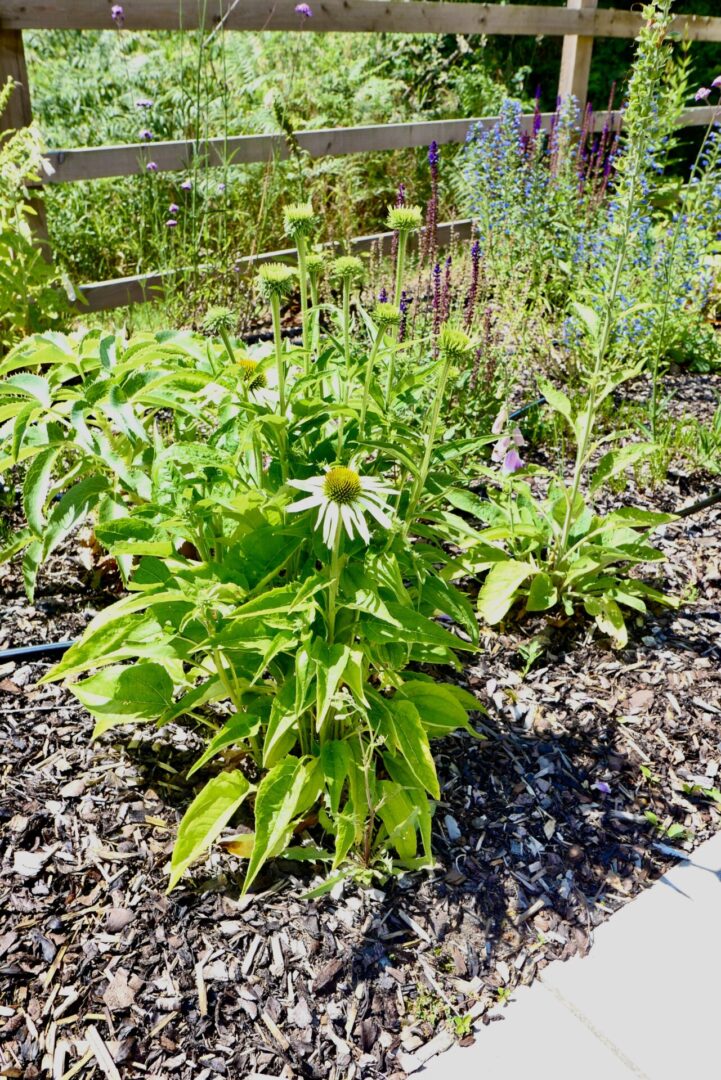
(2, 1), (721, 42)
(78, 218), (474, 311)
(0, 28), (32, 131)
(557, 0), (598, 107)
(42, 106), (717, 185)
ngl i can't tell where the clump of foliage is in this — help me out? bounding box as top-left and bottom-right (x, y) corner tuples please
(0, 79), (68, 352)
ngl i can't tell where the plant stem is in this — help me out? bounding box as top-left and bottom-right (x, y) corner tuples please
(270, 293), (288, 481)
(393, 231), (408, 307)
(326, 528), (342, 644)
(297, 235), (310, 369)
(359, 328), (384, 439)
(402, 351), (452, 538)
(337, 277), (352, 459)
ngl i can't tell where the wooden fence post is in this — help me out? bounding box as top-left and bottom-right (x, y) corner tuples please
(557, 0), (598, 107)
(0, 29), (50, 249)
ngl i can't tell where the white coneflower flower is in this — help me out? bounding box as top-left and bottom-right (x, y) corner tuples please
(286, 467), (394, 548)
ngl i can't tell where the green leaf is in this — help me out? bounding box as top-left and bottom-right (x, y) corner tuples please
(320, 740), (353, 816)
(314, 643), (349, 731)
(377, 781), (417, 863)
(11, 402), (36, 463)
(244, 758), (313, 893)
(361, 602), (474, 651)
(187, 709), (263, 778)
(41, 475), (109, 559)
(584, 596), (628, 648)
(537, 377), (572, 424)
(569, 301), (600, 342)
(23, 447), (60, 537)
(3, 373), (51, 407)
(168, 770), (251, 891)
(590, 443), (653, 493)
(386, 699), (439, 798)
(71, 661), (174, 737)
(477, 560), (534, 624)
(526, 572), (558, 612)
(396, 680), (476, 738)
(22, 540), (42, 603)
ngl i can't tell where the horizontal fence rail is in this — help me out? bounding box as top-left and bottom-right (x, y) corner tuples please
(42, 105), (718, 185)
(78, 218), (474, 312)
(2, 1), (721, 40)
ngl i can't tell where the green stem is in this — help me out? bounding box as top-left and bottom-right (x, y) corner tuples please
(359, 329), (384, 439)
(297, 235), (310, 370)
(310, 275), (320, 358)
(326, 527), (343, 644)
(402, 351), (452, 539)
(270, 292), (288, 481)
(218, 324), (236, 369)
(393, 231), (408, 308)
(337, 278), (352, 459)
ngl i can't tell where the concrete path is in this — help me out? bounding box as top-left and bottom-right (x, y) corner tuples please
(419, 830), (721, 1079)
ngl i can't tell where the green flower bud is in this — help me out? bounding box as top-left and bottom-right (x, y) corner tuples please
(386, 205), (423, 233)
(283, 201), (316, 240)
(438, 324), (474, 361)
(305, 252), (326, 279)
(331, 255), (364, 283)
(201, 305), (235, 336)
(373, 301), (402, 328)
(256, 261), (296, 300)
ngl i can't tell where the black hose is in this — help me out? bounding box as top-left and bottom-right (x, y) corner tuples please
(510, 396), (546, 421)
(676, 489), (721, 518)
(0, 641), (75, 662)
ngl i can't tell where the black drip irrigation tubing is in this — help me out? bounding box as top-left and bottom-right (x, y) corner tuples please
(1, 394), (719, 665)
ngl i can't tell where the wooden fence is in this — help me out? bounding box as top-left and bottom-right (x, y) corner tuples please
(1, 0), (719, 311)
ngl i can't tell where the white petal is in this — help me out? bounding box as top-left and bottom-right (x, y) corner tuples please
(323, 502), (340, 548)
(352, 505), (371, 543)
(288, 477), (325, 493)
(286, 493), (324, 514)
(360, 497), (393, 530)
(340, 503), (355, 540)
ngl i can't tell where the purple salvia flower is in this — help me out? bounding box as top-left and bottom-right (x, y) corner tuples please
(378, 286), (388, 303)
(501, 449), (524, 475)
(441, 255), (452, 322)
(398, 290), (409, 343)
(432, 262), (442, 338)
(695, 87), (711, 102)
(169, 203), (179, 214)
(140, 129), (153, 141)
(111, 4), (124, 27)
(295, 3), (313, 16)
(146, 161), (158, 172)
(464, 239), (481, 330)
(428, 140), (439, 180)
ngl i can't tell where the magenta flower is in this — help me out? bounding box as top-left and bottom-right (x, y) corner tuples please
(146, 161), (158, 172)
(695, 87), (711, 101)
(169, 203), (179, 214)
(295, 3), (313, 16)
(181, 179), (192, 191)
(166, 219), (178, 228)
(140, 129), (153, 141)
(501, 449), (524, 475)
(111, 4), (124, 26)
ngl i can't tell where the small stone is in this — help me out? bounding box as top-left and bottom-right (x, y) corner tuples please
(106, 908), (135, 933)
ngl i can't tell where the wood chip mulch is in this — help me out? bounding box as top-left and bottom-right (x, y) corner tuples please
(1, 376), (720, 1080)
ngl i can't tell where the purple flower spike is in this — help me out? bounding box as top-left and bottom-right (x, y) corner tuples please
(428, 140), (439, 169)
(140, 129), (153, 141)
(181, 179), (192, 191)
(501, 449), (524, 475)
(695, 87), (712, 101)
(169, 203), (179, 214)
(594, 781), (611, 795)
(146, 161), (158, 172)
(111, 4), (124, 26)
(295, 3), (313, 16)
(166, 219), (178, 228)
